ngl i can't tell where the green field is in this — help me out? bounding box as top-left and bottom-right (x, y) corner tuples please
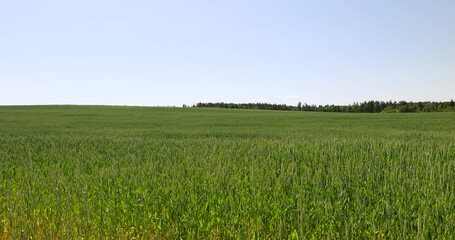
(1, 106), (454, 239)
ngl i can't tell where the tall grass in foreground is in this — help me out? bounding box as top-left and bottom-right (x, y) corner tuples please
(0, 106), (454, 238)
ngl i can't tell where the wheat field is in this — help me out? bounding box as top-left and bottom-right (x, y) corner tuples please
(1, 106), (454, 239)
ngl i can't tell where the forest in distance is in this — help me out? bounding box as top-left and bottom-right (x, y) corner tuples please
(193, 100), (455, 113)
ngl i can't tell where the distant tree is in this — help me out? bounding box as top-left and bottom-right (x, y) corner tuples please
(382, 106), (397, 113)
(194, 100), (455, 113)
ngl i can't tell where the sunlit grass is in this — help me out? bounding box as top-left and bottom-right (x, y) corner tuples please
(1, 106), (454, 238)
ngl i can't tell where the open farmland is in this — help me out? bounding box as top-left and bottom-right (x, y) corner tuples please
(0, 106), (454, 239)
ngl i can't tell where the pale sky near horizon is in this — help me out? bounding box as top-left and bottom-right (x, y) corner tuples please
(1, 0), (454, 106)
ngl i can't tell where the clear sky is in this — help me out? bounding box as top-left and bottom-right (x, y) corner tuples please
(1, 0), (454, 106)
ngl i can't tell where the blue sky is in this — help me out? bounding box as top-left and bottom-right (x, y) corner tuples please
(1, 0), (454, 106)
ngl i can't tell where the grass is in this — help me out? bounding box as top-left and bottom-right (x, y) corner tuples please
(0, 105), (454, 239)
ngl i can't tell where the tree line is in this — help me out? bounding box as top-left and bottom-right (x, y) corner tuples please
(194, 100), (455, 113)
